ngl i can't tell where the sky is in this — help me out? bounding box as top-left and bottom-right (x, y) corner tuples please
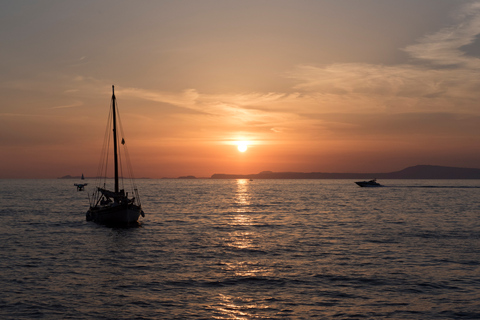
(1, 0), (480, 178)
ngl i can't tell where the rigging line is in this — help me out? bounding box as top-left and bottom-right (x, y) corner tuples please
(118, 133), (124, 191)
(98, 102), (112, 188)
(122, 138), (141, 206)
(116, 105), (141, 205)
(116, 101), (141, 205)
(92, 102), (113, 205)
(116, 103), (138, 188)
(104, 118), (111, 186)
(102, 105), (113, 183)
(115, 101), (125, 191)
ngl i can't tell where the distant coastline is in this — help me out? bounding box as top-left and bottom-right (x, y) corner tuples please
(210, 165), (480, 179)
(59, 165), (480, 180)
(58, 175), (151, 180)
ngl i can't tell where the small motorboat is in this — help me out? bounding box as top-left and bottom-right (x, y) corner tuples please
(355, 179), (383, 187)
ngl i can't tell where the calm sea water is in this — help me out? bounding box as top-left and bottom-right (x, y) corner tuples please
(0, 179), (479, 319)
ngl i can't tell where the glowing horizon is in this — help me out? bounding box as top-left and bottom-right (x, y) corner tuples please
(1, 1), (480, 178)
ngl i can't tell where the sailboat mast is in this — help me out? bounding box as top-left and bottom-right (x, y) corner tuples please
(112, 85), (119, 193)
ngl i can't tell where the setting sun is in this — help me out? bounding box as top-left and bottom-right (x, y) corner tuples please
(237, 142), (248, 152)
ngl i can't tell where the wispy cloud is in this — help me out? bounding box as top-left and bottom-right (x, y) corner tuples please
(121, 1), (480, 124)
(285, 1), (480, 115)
(55, 1), (480, 146)
(50, 101), (83, 109)
(121, 86), (294, 123)
(404, 1), (480, 67)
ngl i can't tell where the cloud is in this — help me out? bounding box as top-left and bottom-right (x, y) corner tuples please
(50, 101), (83, 109)
(285, 1), (480, 115)
(120, 86), (296, 127)
(403, 1), (480, 67)
(62, 1), (480, 146)
(304, 112), (480, 139)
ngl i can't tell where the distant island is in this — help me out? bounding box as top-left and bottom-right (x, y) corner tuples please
(59, 165), (480, 180)
(58, 175), (151, 179)
(210, 165), (480, 179)
(58, 175), (84, 179)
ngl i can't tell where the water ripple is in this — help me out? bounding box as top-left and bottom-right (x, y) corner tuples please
(0, 179), (479, 319)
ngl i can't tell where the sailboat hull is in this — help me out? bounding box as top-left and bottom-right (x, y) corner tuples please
(86, 203), (143, 224)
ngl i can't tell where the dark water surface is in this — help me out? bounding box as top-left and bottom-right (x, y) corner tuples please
(1, 179), (479, 319)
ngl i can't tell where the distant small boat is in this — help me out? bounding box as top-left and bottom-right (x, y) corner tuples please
(85, 86), (144, 225)
(74, 183), (88, 191)
(81, 173), (85, 180)
(355, 179), (383, 187)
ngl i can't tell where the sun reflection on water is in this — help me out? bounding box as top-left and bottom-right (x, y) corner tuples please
(223, 261), (269, 277)
(224, 231), (253, 250)
(212, 294), (270, 320)
(227, 179), (254, 250)
(210, 179), (272, 319)
(234, 179), (250, 212)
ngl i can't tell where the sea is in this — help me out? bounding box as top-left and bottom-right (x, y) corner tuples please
(0, 179), (479, 319)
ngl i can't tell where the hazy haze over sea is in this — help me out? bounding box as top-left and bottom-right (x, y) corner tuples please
(1, 179), (479, 319)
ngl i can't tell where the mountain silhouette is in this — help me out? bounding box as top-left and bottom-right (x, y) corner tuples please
(211, 165), (480, 179)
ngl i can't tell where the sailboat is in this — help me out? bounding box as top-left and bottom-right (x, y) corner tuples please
(86, 85), (144, 224)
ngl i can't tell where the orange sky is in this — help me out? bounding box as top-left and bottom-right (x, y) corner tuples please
(1, 1), (480, 178)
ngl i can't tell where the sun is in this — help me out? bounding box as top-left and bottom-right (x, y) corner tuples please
(237, 141), (248, 152)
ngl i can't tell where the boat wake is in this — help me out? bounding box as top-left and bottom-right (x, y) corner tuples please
(379, 185), (480, 189)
